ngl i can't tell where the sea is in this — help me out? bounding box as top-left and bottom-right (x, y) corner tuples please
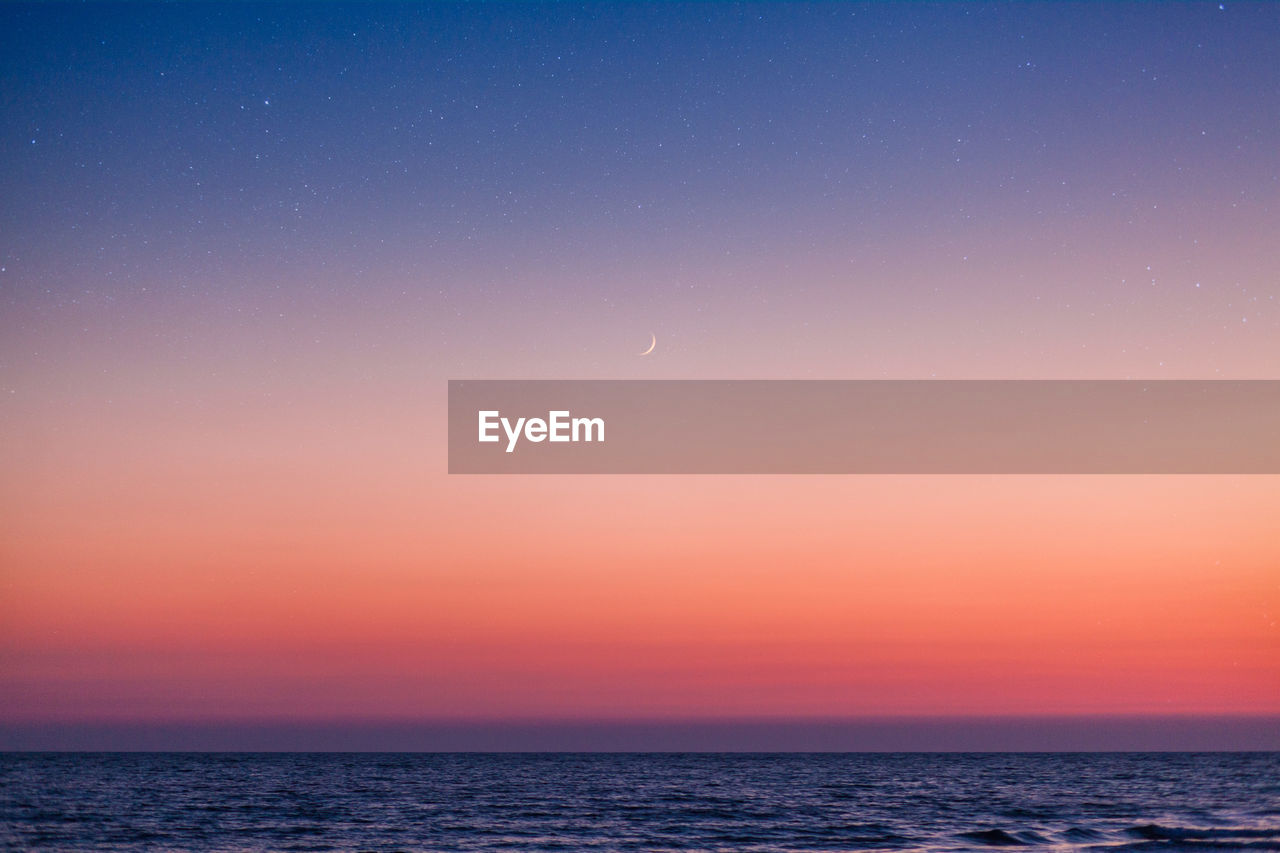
(2, 753), (1277, 852)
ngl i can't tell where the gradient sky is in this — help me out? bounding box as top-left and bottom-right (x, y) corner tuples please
(1, 2), (1277, 745)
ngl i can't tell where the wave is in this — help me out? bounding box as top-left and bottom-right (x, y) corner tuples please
(1125, 823), (1280, 842)
(954, 823), (1280, 850)
(959, 828), (1030, 846)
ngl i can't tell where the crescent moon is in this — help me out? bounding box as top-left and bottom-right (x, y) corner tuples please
(639, 333), (656, 356)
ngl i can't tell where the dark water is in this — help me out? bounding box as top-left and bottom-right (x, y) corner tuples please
(2, 753), (1278, 852)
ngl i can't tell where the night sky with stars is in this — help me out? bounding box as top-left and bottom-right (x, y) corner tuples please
(1, 3), (1277, 744)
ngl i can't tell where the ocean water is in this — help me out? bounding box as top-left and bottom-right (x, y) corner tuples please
(2, 753), (1277, 852)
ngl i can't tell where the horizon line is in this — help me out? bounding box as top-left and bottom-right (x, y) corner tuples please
(5, 714), (1277, 753)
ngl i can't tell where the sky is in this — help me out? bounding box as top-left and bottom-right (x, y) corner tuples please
(1, 2), (1277, 749)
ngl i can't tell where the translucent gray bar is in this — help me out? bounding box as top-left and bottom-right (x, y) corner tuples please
(447, 380), (1280, 474)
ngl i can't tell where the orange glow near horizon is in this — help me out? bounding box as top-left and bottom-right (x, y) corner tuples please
(4, 452), (1277, 720)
